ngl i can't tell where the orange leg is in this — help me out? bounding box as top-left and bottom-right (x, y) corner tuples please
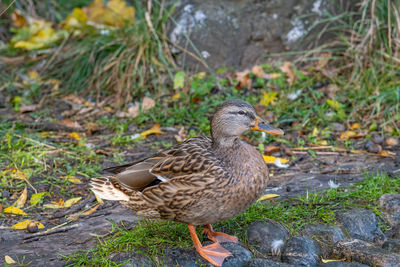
(188, 224), (231, 266)
(202, 224), (238, 244)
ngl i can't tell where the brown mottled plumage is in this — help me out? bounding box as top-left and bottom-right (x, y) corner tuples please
(90, 99), (283, 266)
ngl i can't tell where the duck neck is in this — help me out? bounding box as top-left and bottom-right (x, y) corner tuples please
(212, 135), (240, 149)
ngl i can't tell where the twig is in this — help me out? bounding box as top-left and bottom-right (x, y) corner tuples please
(22, 223), (81, 242)
(14, 134), (56, 149)
(0, 0), (16, 17)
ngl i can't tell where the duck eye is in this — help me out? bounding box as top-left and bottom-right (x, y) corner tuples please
(238, 110), (245, 115)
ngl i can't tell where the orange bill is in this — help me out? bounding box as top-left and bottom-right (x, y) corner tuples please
(250, 116), (284, 135)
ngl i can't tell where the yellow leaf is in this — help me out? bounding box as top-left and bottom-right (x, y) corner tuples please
(68, 176), (82, 184)
(3, 206), (27, 215)
(350, 122), (360, 130)
(62, 8), (87, 31)
(10, 220), (45, 230)
(14, 187), (27, 208)
(106, 0), (135, 26)
(30, 192), (50, 206)
(3, 169), (26, 180)
(311, 127), (319, 137)
(317, 140), (328, 146)
(27, 70), (41, 82)
(64, 197), (82, 208)
(327, 99), (341, 110)
(268, 73), (282, 79)
(263, 155), (289, 164)
(194, 72), (206, 79)
(339, 131), (357, 141)
(5, 255), (16, 265)
(172, 92), (181, 100)
(82, 203), (100, 215)
(44, 198), (64, 209)
(140, 124), (163, 139)
(95, 195), (104, 204)
(257, 194), (280, 202)
(260, 91), (278, 107)
(68, 132), (81, 141)
(321, 258), (345, 263)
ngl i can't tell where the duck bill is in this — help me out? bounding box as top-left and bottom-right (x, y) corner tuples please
(250, 116), (284, 135)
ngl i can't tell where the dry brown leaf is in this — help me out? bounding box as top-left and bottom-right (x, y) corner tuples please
(20, 104), (39, 113)
(60, 119), (82, 129)
(379, 150), (396, 157)
(251, 65), (266, 78)
(316, 52), (332, 70)
(142, 96), (155, 112)
(14, 187), (27, 208)
(0, 203), (2, 213)
(235, 70), (252, 89)
(11, 10), (27, 28)
(63, 94), (86, 105)
(82, 203), (101, 215)
(264, 146), (280, 155)
(280, 61), (297, 84)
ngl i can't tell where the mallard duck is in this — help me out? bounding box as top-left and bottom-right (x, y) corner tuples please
(90, 99), (283, 266)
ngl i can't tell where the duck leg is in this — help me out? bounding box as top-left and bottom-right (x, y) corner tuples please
(202, 224), (238, 243)
(188, 224), (231, 266)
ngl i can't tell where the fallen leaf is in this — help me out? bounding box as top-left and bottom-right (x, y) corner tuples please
(321, 258), (345, 263)
(63, 94), (86, 105)
(64, 197), (82, 208)
(3, 206), (27, 215)
(339, 131), (357, 141)
(10, 220), (45, 230)
(5, 255), (16, 265)
(263, 155), (289, 164)
(13, 187), (27, 208)
(68, 132), (81, 141)
(174, 127), (187, 142)
(173, 71), (185, 89)
(82, 203), (100, 215)
(350, 122), (360, 130)
(251, 65), (281, 80)
(3, 169), (27, 180)
(44, 198), (65, 209)
(379, 150), (396, 157)
(264, 146), (280, 155)
(140, 124), (163, 139)
(60, 119), (82, 129)
(11, 10), (27, 28)
(19, 104), (39, 113)
(260, 91), (278, 107)
(172, 92), (181, 100)
(0, 203), (2, 213)
(317, 140), (328, 146)
(194, 72), (206, 79)
(311, 127), (319, 137)
(95, 195), (104, 204)
(235, 70), (251, 89)
(257, 194), (280, 201)
(67, 176), (82, 184)
(142, 96), (155, 112)
(316, 52), (332, 70)
(30, 192), (50, 206)
(280, 61), (297, 84)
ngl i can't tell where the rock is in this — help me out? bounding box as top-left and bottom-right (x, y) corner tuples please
(109, 252), (154, 267)
(336, 209), (386, 244)
(247, 220), (289, 255)
(371, 132), (384, 144)
(281, 236), (321, 266)
(300, 224), (346, 258)
(160, 247), (210, 267)
(169, 0), (344, 71)
(379, 194), (400, 227)
(322, 261), (369, 267)
(382, 238), (400, 253)
(221, 242), (253, 267)
(384, 137), (399, 147)
(385, 225), (400, 239)
(365, 141), (382, 153)
(333, 239), (400, 267)
(246, 258), (294, 267)
(330, 123), (345, 132)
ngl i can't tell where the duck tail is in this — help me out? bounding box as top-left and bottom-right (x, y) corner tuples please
(90, 176), (130, 201)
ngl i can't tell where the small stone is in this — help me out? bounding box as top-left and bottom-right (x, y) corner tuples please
(247, 220), (289, 255)
(336, 209), (386, 244)
(300, 224), (346, 258)
(109, 252), (154, 267)
(322, 261), (369, 267)
(333, 239), (400, 267)
(1, 190), (10, 198)
(27, 221), (39, 233)
(364, 141), (382, 153)
(371, 132), (384, 144)
(384, 137), (399, 146)
(382, 238), (400, 253)
(221, 242), (252, 267)
(246, 258), (294, 266)
(330, 123), (345, 132)
(379, 194), (400, 227)
(282, 236), (321, 266)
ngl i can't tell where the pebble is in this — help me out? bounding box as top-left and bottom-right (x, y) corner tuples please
(364, 141), (382, 153)
(246, 258), (294, 266)
(160, 247), (210, 267)
(247, 220), (289, 255)
(109, 252), (154, 267)
(336, 209), (386, 244)
(334, 239), (400, 267)
(221, 242), (252, 267)
(300, 224), (346, 258)
(281, 236), (321, 266)
(384, 137), (399, 146)
(379, 194), (400, 227)
(371, 132), (384, 144)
